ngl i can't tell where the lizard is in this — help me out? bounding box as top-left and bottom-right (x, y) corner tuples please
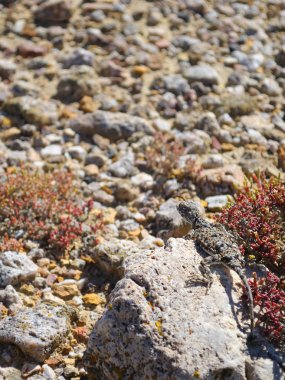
(177, 200), (255, 336)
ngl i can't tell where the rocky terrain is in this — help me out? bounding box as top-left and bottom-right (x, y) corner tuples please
(0, 0), (285, 379)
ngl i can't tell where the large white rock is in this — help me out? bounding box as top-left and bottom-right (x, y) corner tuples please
(0, 251), (38, 288)
(84, 238), (283, 379)
(0, 302), (76, 362)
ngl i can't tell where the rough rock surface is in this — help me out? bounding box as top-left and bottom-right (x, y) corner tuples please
(91, 238), (141, 277)
(84, 238), (283, 380)
(69, 111), (153, 141)
(155, 198), (190, 239)
(0, 251), (38, 287)
(0, 302), (76, 362)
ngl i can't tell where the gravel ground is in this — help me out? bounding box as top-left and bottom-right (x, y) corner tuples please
(0, 0), (285, 379)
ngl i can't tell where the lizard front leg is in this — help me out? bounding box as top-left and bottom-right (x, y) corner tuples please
(200, 254), (222, 294)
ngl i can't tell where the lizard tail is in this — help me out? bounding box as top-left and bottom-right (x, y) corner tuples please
(234, 267), (255, 335)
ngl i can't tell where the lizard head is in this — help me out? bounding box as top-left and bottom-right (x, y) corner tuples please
(177, 200), (201, 227)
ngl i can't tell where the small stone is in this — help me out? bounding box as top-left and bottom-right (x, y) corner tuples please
(0, 285), (22, 308)
(114, 181), (139, 202)
(56, 66), (99, 102)
(12, 80), (40, 97)
(131, 173), (154, 190)
(21, 362), (41, 378)
(0, 251), (38, 288)
(206, 195), (230, 211)
(109, 150), (135, 178)
(69, 111), (153, 141)
(197, 165), (244, 197)
(34, 0), (74, 23)
(247, 129), (267, 146)
(17, 41), (48, 58)
(66, 146), (86, 162)
(196, 112), (220, 135)
(91, 238), (140, 277)
(86, 150), (107, 167)
(260, 78), (282, 96)
(132, 65), (149, 75)
(62, 48), (95, 69)
(84, 164), (99, 177)
(52, 283), (80, 300)
(82, 293), (103, 306)
(93, 189), (114, 206)
(4, 96), (58, 126)
(220, 96), (257, 118)
(201, 154), (224, 169)
(42, 364), (56, 380)
(0, 367), (22, 380)
(276, 46), (285, 67)
(80, 96), (98, 113)
(182, 65), (220, 85)
(41, 144), (63, 159)
(19, 283), (35, 295)
(232, 51), (264, 71)
(0, 127), (21, 141)
(153, 118), (171, 132)
(0, 59), (17, 79)
(0, 302), (76, 362)
(163, 74), (190, 95)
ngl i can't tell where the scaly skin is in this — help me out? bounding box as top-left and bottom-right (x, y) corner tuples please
(177, 200), (254, 335)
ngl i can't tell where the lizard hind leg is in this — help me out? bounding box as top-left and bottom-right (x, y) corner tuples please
(199, 254), (222, 294)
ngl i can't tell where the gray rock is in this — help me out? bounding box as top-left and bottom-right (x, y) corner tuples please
(155, 198), (189, 239)
(62, 48), (95, 69)
(6, 150), (27, 166)
(41, 144), (63, 159)
(247, 129), (267, 146)
(109, 150), (135, 178)
(8, 139), (31, 151)
(131, 173), (154, 190)
(260, 78), (282, 96)
(0, 302), (76, 362)
(197, 164), (244, 197)
(176, 130), (210, 154)
(0, 251), (38, 288)
(34, 0), (75, 23)
(0, 59), (17, 79)
(0, 285), (22, 308)
(172, 36), (199, 50)
(119, 219), (140, 233)
(56, 66), (99, 102)
(4, 96), (58, 127)
(232, 51), (264, 71)
(206, 195), (229, 211)
(239, 114), (273, 134)
(153, 118), (171, 132)
(195, 112), (220, 135)
(201, 154), (224, 169)
(84, 238), (281, 379)
(69, 111), (153, 141)
(91, 238), (140, 277)
(66, 145), (87, 162)
(163, 75), (190, 95)
(42, 364), (56, 380)
(93, 190), (114, 206)
(0, 367), (22, 380)
(182, 65), (220, 85)
(114, 181), (139, 202)
(86, 149), (107, 167)
(11, 80), (40, 97)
